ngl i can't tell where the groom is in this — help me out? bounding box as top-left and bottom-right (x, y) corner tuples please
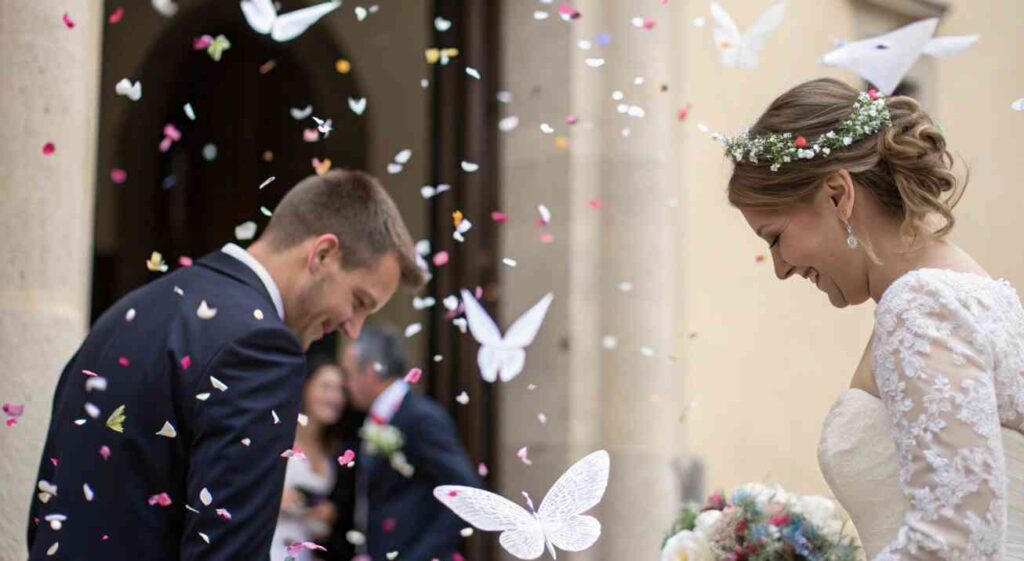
(26, 170), (425, 560)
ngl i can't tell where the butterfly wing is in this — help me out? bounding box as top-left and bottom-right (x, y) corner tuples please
(270, 0), (341, 42)
(434, 486), (545, 560)
(820, 18), (937, 95)
(537, 450), (609, 555)
(737, 0), (786, 69)
(240, 0), (276, 35)
(709, 2), (741, 67)
(922, 34), (979, 58)
(461, 289), (502, 345)
(502, 293), (554, 348)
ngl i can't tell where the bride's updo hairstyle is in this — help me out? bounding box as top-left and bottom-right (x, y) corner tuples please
(727, 78), (965, 242)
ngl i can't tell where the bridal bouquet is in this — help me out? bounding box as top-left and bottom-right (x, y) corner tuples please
(661, 483), (861, 561)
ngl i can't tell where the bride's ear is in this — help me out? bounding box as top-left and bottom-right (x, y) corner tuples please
(824, 169), (856, 220)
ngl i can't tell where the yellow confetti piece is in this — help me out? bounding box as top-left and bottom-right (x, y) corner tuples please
(452, 210), (463, 227)
(146, 251), (167, 272)
(554, 136), (569, 150)
(106, 405), (125, 433)
(425, 47), (459, 65)
(335, 58), (351, 74)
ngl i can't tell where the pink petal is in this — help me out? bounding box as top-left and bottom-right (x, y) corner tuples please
(477, 462), (489, 477)
(565, 114), (579, 125)
(539, 232), (554, 244)
(193, 35), (213, 51)
(215, 508), (232, 520)
(148, 492), (172, 507)
(286, 542), (327, 556)
(454, 554), (466, 561)
(643, 18), (657, 30)
(3, 403), (25, 417)
(302, 129), (319, 143)
(159, 137), (173, 153)
(6, 418), (17, 427)
(99, 445), (111, 460)
(557, 3), (581, 19)
(50, 457), (58, 467)
(490, 211), (508, 223)
(382, 517), (397, 533)
(108, 7), (124, 24)
(110, 168), (127, 184)
(102, 534), (109, 541)
(178, 256), (193, 267)
(118, 357), (130, 367)
(163, 124), (181, 141)
(62, 13), (76, 29)
(677, 106), (689, 121)
(447, 490), (459, 497)
(432, 251), (449, 267)
(587, 198), (603, 210)
(403, 368), (422, 384)
(337, 449), (356, 467)
(82, 370), (98, 377)
(180, 356), (192, 370)
(42, 142), (56, 156)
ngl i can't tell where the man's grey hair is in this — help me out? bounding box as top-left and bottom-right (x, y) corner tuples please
(352, 326), (408, 379)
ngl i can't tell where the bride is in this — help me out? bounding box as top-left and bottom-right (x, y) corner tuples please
(720, 78), (1024, 559)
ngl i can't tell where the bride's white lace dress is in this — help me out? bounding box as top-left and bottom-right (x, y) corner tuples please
(818, 269), (1024, 560)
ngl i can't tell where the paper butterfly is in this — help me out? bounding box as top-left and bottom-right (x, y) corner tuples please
(435, 450), (609, 560)
(240, 0), (341, 43)
(709, 1), (786, 69)
(460, 289), (553, 383)
(822, 18), (978, 95)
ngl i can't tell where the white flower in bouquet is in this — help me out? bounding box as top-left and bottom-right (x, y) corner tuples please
(660, 529), (713, 561)
(694, 510), (722, 535)
(735, 482), (788, 506)
(789, 494), (843, 541)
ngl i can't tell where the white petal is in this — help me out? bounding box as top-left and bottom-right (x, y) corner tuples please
(156, 421), (177, 438)
(200, 488), (213, 506)
(210, 376), (228, 392)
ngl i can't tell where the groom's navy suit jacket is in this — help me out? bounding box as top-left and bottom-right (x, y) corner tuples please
(359, 392), (482, 561)
(27, 250), (307, 560)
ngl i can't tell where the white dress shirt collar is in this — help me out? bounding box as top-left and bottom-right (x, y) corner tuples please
(369, 380), (410, 424)
(221, 243), (285, 320)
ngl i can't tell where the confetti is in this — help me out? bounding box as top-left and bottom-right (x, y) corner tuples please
(156, 421), (177, 438)
(355, 6), (368, 21)
(533, 11), (550, 21)
(125, 308), (136, 321)
(461, 161), (479, 173)
(85, 402), (101, 418)
(241, 0), (340, 42)
(42, 142), (56, 156)
(210, 376), (228, 392)
(119, 356), (130, 367)
(432, 251), (449, 267)
(197, 300), (217, 320)
(215, 508), (232, 520)
(146, 252), (168, 272)
(234, 221), (257, 241)
(412, 296), (436, 310)
(286, 542), (327, 557)
(148, 492), (172, 507)
(241, 438), (251, 446)
(434, 16), (452, 31)
(338, 449), (356, 467)
(335, 58), (351, 74)
(538, 413), (547, 424)
(3, 403), (25, 417)
(291, 105), (313, 120)
(198, 532), (210, 544)
(420, 184), (451, 199)
(466, 67), (482, 80)
(491, 211), (509, 223)
(405, 323), (423, 338)
(196, 393), (210, 401)
(253, 309), (264, 320)
(386, 552), (398, 560)
(348, 96), (367, 115)
(99, 446), (111, 460)
(585, 58), (605, 68)
(312, 157), (332, 176)
(202, 143), (218, 161)
(502, 258), (517, 267)
(298, 413), (309, 427)
(404, 368), (422, 384)
(588, 198), (603, 210)
(455, 391), (469, 405)
(516, 446), (532, 465)
(106, 405), (126, 433)
(62, 13), (76, 29)
(498, 116), (519, 132)
(259, 59), (277, 74)
(200, 488), (212, 506)
(152, 0), (178, 17)
(558, 3), (581, 20)
(83, 483), (95, 501)
(115, 78), (142, 101)
(461, 527), (475, 537)
(1013, 98), (1024, 111)
(478, 462), (488, 477)
(382, 518), (398, 533)
(346, 530), (367, 546)
(272, 410), (281, 424)
(303, 128), (319, 142)
(110, 168), (127, 184)
(258, 176), (276, 190)
(180, 356), (192, 370)
(108, 7), (124, 24)
(540, 123), (554, 134)
(46, 542), (58, 556)
(425, 47), (459, 65)
(602, 336), (618, 349)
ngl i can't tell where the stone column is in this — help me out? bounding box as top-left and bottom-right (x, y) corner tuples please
(0, 0), (102, 555)
(499, 0), (683, 558)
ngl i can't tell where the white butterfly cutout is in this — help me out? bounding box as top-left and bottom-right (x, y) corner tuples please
(434, 450), (609, 560)
(821, 18), (978, 95)
(240, 0), (340, 43)
(312, 116), (333, 137)
(461, 289), (553, 383)
(709, 1), (786, 69)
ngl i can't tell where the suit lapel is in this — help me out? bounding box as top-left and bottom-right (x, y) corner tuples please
(195, 249), (281, 316)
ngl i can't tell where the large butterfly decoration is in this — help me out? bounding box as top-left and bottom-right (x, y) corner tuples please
(435, 450), (610, 560)
(709, 1), (787, 70)
(460, 289), (553, 383)
(240, 0), (341, 43)
(821, 18), (978, 95)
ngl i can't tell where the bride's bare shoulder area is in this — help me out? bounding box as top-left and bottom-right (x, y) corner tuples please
(849, 334), (879, 397)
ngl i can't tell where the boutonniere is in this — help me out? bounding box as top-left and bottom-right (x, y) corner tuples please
(360, 422), (415, 477)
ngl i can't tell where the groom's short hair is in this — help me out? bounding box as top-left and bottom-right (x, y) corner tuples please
(263, 169), (426, 287)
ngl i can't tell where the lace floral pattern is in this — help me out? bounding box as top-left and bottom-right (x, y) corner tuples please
(872, 269), (1024, 560)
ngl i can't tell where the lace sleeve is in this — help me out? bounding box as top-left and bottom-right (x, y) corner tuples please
(872, 279), (1007, 560)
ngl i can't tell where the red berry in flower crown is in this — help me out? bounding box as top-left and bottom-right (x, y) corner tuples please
(794, 136), (808, 148)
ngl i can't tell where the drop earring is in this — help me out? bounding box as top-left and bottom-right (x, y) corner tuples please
(845, 222), (859, 249)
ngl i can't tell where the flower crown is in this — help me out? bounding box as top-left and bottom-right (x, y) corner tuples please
(712, 89), (892, 172)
